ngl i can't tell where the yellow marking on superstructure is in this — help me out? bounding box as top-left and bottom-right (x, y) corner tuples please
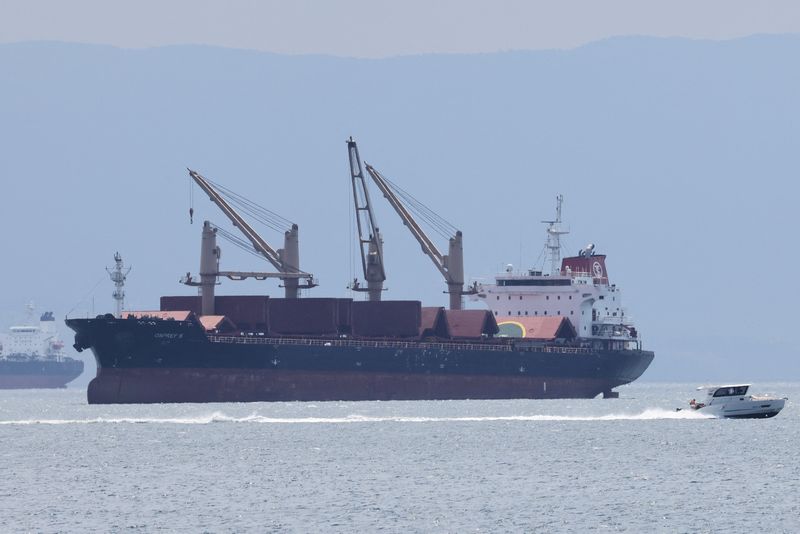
(497, 321), (527, 338)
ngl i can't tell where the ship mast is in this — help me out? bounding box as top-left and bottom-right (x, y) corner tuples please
(347, 138), (386, 301)
(542, 195), (569, 276)
(106, 252), (131, 318)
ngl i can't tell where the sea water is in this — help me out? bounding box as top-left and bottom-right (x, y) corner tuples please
(0, 382), (797, 533)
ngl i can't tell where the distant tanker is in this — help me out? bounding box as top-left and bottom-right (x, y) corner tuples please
(2, 307), (83, 389)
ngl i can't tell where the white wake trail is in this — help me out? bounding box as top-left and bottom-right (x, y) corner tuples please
(0, 408), (710, 426)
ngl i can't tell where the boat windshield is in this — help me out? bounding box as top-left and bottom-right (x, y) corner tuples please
(713, 386), (749, 397)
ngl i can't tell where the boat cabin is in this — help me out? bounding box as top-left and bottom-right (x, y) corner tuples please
(697, 384), (750, 399)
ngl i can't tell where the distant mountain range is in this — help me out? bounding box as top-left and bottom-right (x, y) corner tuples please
(1, 35), (798, 383)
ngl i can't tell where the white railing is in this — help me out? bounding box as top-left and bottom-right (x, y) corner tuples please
(206, 335), (596, 355)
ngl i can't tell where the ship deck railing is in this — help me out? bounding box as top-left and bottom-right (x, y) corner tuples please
(206, 335), (595, 355)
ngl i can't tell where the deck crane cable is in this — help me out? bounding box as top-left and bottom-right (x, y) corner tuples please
(203, 177), (295, 234)
(204, 176), (293, 226)
(380, 176), (456, 238)
(210, 223), (304, 273)
(379, 175), (459, 240)
(205, 179), (292, 233)
(210, 224), (268, 261)
(188, 174), (194, 223)
(348, 170), (355, 294)
(191, 175), (287, 232)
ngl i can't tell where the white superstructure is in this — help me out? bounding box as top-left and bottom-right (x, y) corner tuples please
(0, 306), (66, 361)
(472, 196), (640, 349)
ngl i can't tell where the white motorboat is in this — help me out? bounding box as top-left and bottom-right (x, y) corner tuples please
(680, 384), (787, 419)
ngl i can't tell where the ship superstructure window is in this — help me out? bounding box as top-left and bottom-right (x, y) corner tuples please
(498, 279), (571, 287)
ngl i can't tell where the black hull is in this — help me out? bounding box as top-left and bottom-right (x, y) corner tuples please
(0, 358), (84, 389)
(67, 316), (654, 404)
(725, 411), (781, 419)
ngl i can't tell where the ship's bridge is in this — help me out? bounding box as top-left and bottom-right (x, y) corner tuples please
(473, 256), (634, 343)
(470, 197), (641, 346)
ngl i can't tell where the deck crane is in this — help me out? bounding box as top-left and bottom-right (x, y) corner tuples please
(184, 169), (315, 314)
(347, 138), (386, 301)
(363, 163), (474, 310)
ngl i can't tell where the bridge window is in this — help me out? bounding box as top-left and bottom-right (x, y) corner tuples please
(713, 386), (748, 397)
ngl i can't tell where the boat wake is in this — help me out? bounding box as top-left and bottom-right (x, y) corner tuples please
(0, 408), (711, 425)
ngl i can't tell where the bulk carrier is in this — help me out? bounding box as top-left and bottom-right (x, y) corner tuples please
(1, 306), (84, 388)
(67, 140), (653, 404)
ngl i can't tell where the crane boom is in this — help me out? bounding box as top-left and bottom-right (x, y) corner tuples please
(365, 165), (447, 276)
(187, 169), (312, 298)
(347, 138), (386, 301)
(364, 164), (468, 310)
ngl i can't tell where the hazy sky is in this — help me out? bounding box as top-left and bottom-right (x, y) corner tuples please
(2, 0), (800, 57)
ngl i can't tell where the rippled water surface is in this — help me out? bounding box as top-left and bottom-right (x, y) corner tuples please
(0, 382), (797, 532)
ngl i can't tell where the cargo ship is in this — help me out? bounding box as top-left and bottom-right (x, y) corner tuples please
(1, 306), (84, 388)
(67, 140), (653, 403)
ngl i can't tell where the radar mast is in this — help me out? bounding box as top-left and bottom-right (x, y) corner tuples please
(106, 252), (131, 318)
(542, 195), (569, 275)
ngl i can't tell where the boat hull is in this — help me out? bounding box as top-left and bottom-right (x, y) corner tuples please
(87, 368), (626, 404)
(725, 411), (781, 419)
(696, 398), (786, 419)
(0, 359), (84, 389)
(68, 316), (654, 404)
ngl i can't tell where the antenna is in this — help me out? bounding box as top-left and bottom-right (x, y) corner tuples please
(541, 195), (569, 276)
(106, 252), (131, 318)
